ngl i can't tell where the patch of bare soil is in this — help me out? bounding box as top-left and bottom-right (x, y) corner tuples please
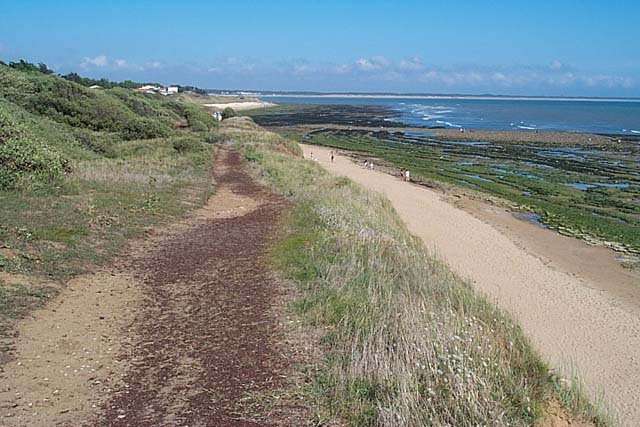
(541, 401), (595, 427)
(0, 248), (18, 259)
(0, 271), (143, 426)
(96, 149), (290, 426)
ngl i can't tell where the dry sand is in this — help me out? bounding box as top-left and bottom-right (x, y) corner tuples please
(204, 101), (275, 111)
(302, 144), (640, 425)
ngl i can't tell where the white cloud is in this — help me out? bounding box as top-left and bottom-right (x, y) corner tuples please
(398, 57), (425, 71)
(354, 56), (389, 72)
(81, 55), (108, 68)
(550, 59), (564, 70)
(81, 54), (635, 94)
(223, 57), (240, 65)
(78, 56), (164, 72)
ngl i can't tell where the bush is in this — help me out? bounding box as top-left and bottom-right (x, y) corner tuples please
(0, 137), (70, 190)
(0, 104), (71, 189)
(0, 109), (26, 142)
(72, 128), (117, 156)
(164, 101), (218, 131)
(222, 107), (236, 120)
(0, 67), (172, 140)
(171, 136), (205, 154)
(120, 117), (171, 140)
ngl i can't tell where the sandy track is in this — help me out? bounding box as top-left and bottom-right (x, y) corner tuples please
(302, 144), (640, 425)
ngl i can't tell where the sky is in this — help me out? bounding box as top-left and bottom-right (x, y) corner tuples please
(1, 0), (639, 97)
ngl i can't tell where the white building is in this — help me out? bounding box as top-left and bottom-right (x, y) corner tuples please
(167, 86), (179, 94)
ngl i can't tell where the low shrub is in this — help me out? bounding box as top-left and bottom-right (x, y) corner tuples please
(164, 100), (218, 132)
(222, 106), (236, 120)
(0, 136), (70, 190)
(171, 136), (205, 154)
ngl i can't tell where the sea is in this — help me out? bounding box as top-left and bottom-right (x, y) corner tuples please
(259, 96), (640, 135)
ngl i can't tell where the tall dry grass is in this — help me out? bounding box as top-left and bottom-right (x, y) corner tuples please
(220, 119), (606, 426)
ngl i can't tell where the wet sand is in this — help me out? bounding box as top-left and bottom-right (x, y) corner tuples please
(302, 143), (640, 425)
(452, 196), (640, 312)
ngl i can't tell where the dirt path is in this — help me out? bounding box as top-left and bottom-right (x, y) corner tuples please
(99, 149), (288, 426)
(303, 144), (640, 425)
(1, 149), (291, 426)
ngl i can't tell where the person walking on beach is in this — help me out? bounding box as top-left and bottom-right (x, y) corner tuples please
(405, 169), (410, 182)
(400, 168), (405, 181)
(330, 151), (335, 163)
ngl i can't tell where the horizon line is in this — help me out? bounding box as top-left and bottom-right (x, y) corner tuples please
(208, 89), (640, 103)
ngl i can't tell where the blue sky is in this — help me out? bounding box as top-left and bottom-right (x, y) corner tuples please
(1, 0), (639, 96)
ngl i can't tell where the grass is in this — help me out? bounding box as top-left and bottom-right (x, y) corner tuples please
(220, 119), (608, 426)
(0, 64), (218, 354)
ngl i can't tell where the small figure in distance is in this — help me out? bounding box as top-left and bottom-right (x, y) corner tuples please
(405, 169), (410, 182)
(310, 151), (314, 161)
(364, 160), (369, 169)
(330, 150), (335, 163)
(369, 162), (374, 170)
(400, 168), (405, 181)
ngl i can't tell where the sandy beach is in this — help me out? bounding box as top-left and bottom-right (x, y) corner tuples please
(302, 143), (640, 425)
(204, 101), (275, 111)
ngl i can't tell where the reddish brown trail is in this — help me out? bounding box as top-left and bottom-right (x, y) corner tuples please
(99, 149), (288, 426)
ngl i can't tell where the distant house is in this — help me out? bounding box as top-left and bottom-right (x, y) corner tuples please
(133, 85), (179, 96)
(133, 85), (162, 94)
(89, 85), (103, 90)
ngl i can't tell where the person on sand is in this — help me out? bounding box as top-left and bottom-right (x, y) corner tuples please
(400, 168), (405, 181)
(364, 160), (369, 169)
(310, 151), (314, 161)
(405, 169), (410, 182)
(330, 151), (335, 163)
(369, 162), (374, 170)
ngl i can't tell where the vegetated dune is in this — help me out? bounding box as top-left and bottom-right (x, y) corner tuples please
(0, 64), (219, 342)
(221, 118), (604, 426)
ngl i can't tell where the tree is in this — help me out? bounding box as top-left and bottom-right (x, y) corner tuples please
(9, 60), (39, 73)
(38, 63), (54, 74)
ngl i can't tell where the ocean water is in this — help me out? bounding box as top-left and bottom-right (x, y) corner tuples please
(260, 96), (640, 135)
